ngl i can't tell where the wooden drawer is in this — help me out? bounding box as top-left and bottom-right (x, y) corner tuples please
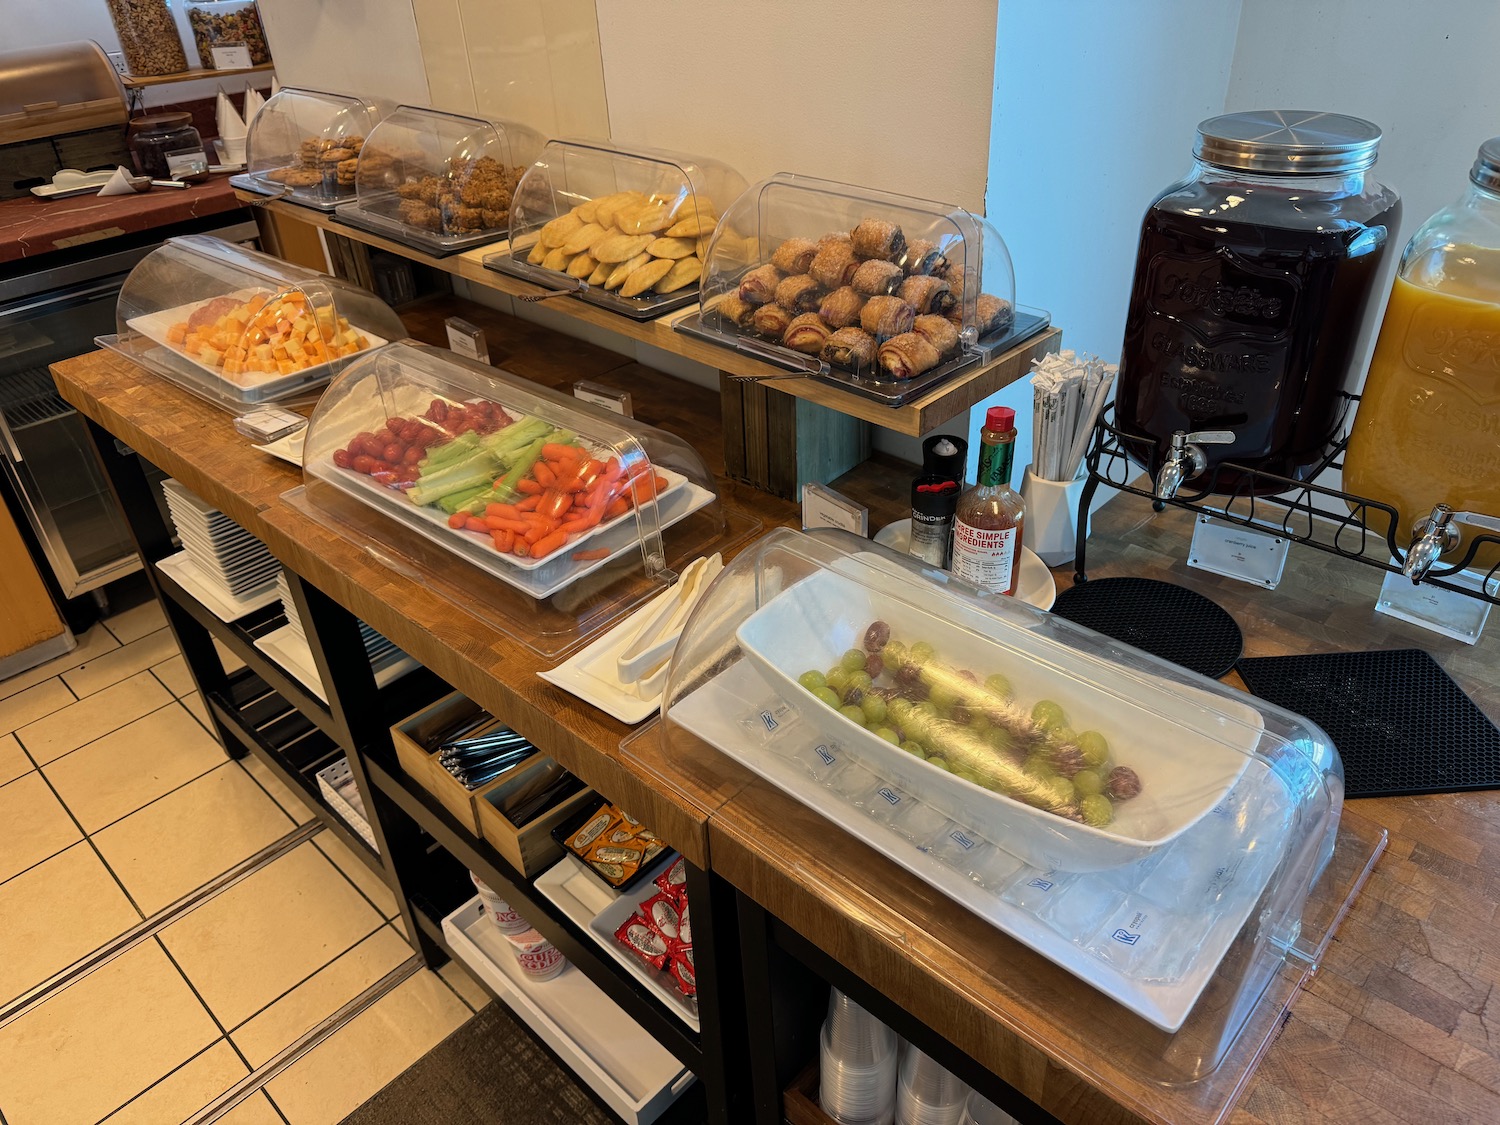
(475, 767), (596, 877)
(390, 692), (515, 834)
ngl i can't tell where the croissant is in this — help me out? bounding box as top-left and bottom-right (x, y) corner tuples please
(717, 293), (755, 327)
(899, 275), (958, 316)
(752, 302), (794, 338)
(851, 217), (907, 262)
(771, 237), (818, 274)
(738, 263), (783, 306)
(822, 326), (876, 372)
(877, 332), (942, 380)
(860, 295), (916, 340)
(783, 312), (832, 355)
(818, 286), (865, 329)
(902, 238), (949, 277)
(913, 314), (960, 357)
(774, 274), (823, 313)
(851, 259), (903, 297)
(975, 293), (1013, 336)
(810, 238), (860, 289)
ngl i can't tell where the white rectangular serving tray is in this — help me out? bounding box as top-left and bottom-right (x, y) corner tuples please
(127, 291), (387, 402)
(535, 853), (699, 1030)
(442, 897), (694, 1124)
(671, 657), (1291, 1034)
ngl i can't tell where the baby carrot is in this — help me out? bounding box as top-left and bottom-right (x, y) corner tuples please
(530, 530), (568, 558)
(604, 496), (631, 519)
(447, 512), (467, 529)
(532, 460), (557, 487)
(515, 478), (544, 495)
(539, 489), (571, 521)
(491, 528), (515, 553)
(542, 443), (582, 462)
(485, 516), (530, 534)
(515, 495), (541, 512)
(463, 516), (488, 533)
(571, 548), (611, 561)
(484, 502), (521, 519)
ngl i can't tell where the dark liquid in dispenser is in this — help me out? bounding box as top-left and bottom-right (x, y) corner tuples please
(1117, 187), (1400, 493)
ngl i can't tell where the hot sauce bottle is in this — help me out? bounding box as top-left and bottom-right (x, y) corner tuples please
(951, 406), (1025, 595)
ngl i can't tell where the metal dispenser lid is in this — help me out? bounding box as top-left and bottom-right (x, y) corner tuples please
(1470, 137), (1500, 193)
(1194, 110), (1382, 175)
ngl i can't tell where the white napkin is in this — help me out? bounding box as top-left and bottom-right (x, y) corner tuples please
(217, 89), (247, 139)
(268, 76), (280, 98)
(96, 166), (142, 196)
(242, 86), (265, 127)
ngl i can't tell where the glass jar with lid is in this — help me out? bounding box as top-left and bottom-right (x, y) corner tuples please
(1117, 110), (1401, 493)
(1344, 138), (1500, 572)
(104, 0), (189, 76)
(129, 112), (205, 179)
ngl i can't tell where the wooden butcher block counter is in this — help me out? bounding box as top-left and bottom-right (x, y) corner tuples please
(51, 297), (1500, 1124)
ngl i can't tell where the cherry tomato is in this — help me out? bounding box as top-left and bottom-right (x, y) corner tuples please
(352, 431), (379, 457)
(382, 442), (406, 463)
(385, 416), (406, 432)
(352, 454), (376, 474)
(402, 446), (423, 464)
(373, 428), (397, 447)
(332, 449), (353, 469)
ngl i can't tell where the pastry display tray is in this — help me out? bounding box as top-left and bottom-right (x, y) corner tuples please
(334, 200), (510, 257)
(485, 254), (700, 322)
(671, 656), (1290, 1033)
(673, 307), (1050, 406)
(123, 292), (389, 404)
(230, 172), (354, 212)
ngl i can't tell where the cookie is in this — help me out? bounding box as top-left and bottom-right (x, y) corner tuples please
(665, 214), (714, 238)
(575, 199), (600, 225)
(587, 260), (610, 286)
(285, 169), (321, 188)
(616, 202), (672, 235)
(321, 147), (356, 164)
(539, 212), (583, 248)
(594, 233), (653, 263)
(646, 236), (696, 260)
(562, 222), (608, 256)
(566, 252), (598, 279)
(541, 246), (573, 272)
(604, 252), (651, 290)
(526, 239), (548, 265)
(594, 191), (645, 229)
(620, 257), (674, 297)
(655, 255), (703, 293)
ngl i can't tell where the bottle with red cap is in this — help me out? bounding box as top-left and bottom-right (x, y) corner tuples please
(951, 406), (1026, 595)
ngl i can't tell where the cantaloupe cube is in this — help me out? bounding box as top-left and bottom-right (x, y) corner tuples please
(276, 359), (295, 375)
(167, 323), (188, 344)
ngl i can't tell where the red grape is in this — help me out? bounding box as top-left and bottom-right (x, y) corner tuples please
(352, 454), (376, 474)
(332, 449), (353, 469)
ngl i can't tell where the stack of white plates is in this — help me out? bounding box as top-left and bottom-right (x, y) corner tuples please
(162, 480), (279, 598)
(274, 572), (407, 672)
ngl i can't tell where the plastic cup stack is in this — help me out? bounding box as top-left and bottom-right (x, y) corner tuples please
(962, 1091), (1018, 1125)
(819, 989), (899, 1125)
(895, 1047), (970, 1125)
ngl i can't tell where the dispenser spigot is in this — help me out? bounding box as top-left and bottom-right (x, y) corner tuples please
(1153, 430), (1234, 501)
(1402, 504), (1500, 584)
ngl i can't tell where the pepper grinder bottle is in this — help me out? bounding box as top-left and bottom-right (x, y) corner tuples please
(908, 434), (967, 568)
(951, 407), (1025, 595)
(1344, 137), (1500, 572)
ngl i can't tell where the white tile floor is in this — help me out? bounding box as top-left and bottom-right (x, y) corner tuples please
(0, 611), (489, 1125)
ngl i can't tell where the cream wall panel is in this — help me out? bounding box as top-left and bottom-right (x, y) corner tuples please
(258, 0), (430, 106)
(595, 0), (998, 212)
(411, 0), (478, 114)
(458, 0), (608, 140)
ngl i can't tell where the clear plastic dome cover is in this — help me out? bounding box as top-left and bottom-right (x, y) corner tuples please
(99, 234), (405, 410)
(485, 138), (748, 320)
(677, 173), (1024, 405)
(231, 87), (387, 210)
(335, 106), (545, 255)
(289, 342), (751, 655)
(656, 528), (1360, 1063)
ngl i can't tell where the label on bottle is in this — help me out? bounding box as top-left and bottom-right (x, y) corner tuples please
(951, 519), (1017, 592)
(908, 510), (952, 567)
(976, 437), (1015, 488)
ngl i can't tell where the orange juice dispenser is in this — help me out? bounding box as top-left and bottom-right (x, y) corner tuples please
(1345, 138), (1500, 576)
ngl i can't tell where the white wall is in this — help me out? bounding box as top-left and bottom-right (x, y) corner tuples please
(595, 0), (999, 213)
(972, 0), (1244, 481)
(257, 0), (429, 107)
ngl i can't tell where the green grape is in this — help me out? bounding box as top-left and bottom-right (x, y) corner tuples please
(1056, 727), (1079, 747)
(956, 767), (984, 785)
(826, 667), (851, 695)
(909, 641), (937, 666)
(861, 694), (888, 726)
(813, 687), (842, 708)
(915, 701), (939, 718)
(839, 704), (868, 727)
(1073, 768), (1105, 797)
(1076, 730), (1110, 768)
(900, 740), (925, 758)
(1031, 699), (1067, 732)
(983, 672), (1013, 701)
(926, 681), (959, 711)
(968, 712), (992, 735)
(840, 648), (868, 672)
(1047, 777), (1077, 806)
(798, 670), (826, 692)
(1080, 794), (1113, 827)
(1024, 753), (1057, 780)
(847, 670), (874, 695)
(984, 727), (1015, 754)
(883, 640), (908, 668)
(927, 754), (951, 772)
(873, 727), (901, 745)
(888, 698), (914, 724)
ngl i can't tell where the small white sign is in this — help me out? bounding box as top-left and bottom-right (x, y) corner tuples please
(211, 45), (254, 70)
(1188, 514), (1288, 589)
(1376, 567), (1492, 645)
(572, 380), (632, 417)
(801, 482), (868, 537)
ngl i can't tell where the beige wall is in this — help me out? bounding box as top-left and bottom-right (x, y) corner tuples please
(595, 0), (999, 213)
(258, 0), (431, 107)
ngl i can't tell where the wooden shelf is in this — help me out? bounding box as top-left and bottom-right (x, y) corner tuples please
(122, 62), (273, 88)
(239, 194), (1060, 437)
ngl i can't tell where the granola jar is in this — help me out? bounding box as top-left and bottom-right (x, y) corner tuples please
(184, 1), (272, 69)
(104, 0), (189, 77)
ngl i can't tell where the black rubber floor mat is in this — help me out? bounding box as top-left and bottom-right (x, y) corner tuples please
(1050, 577), (1243, 679)
(1236, 648), (1500, 798)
